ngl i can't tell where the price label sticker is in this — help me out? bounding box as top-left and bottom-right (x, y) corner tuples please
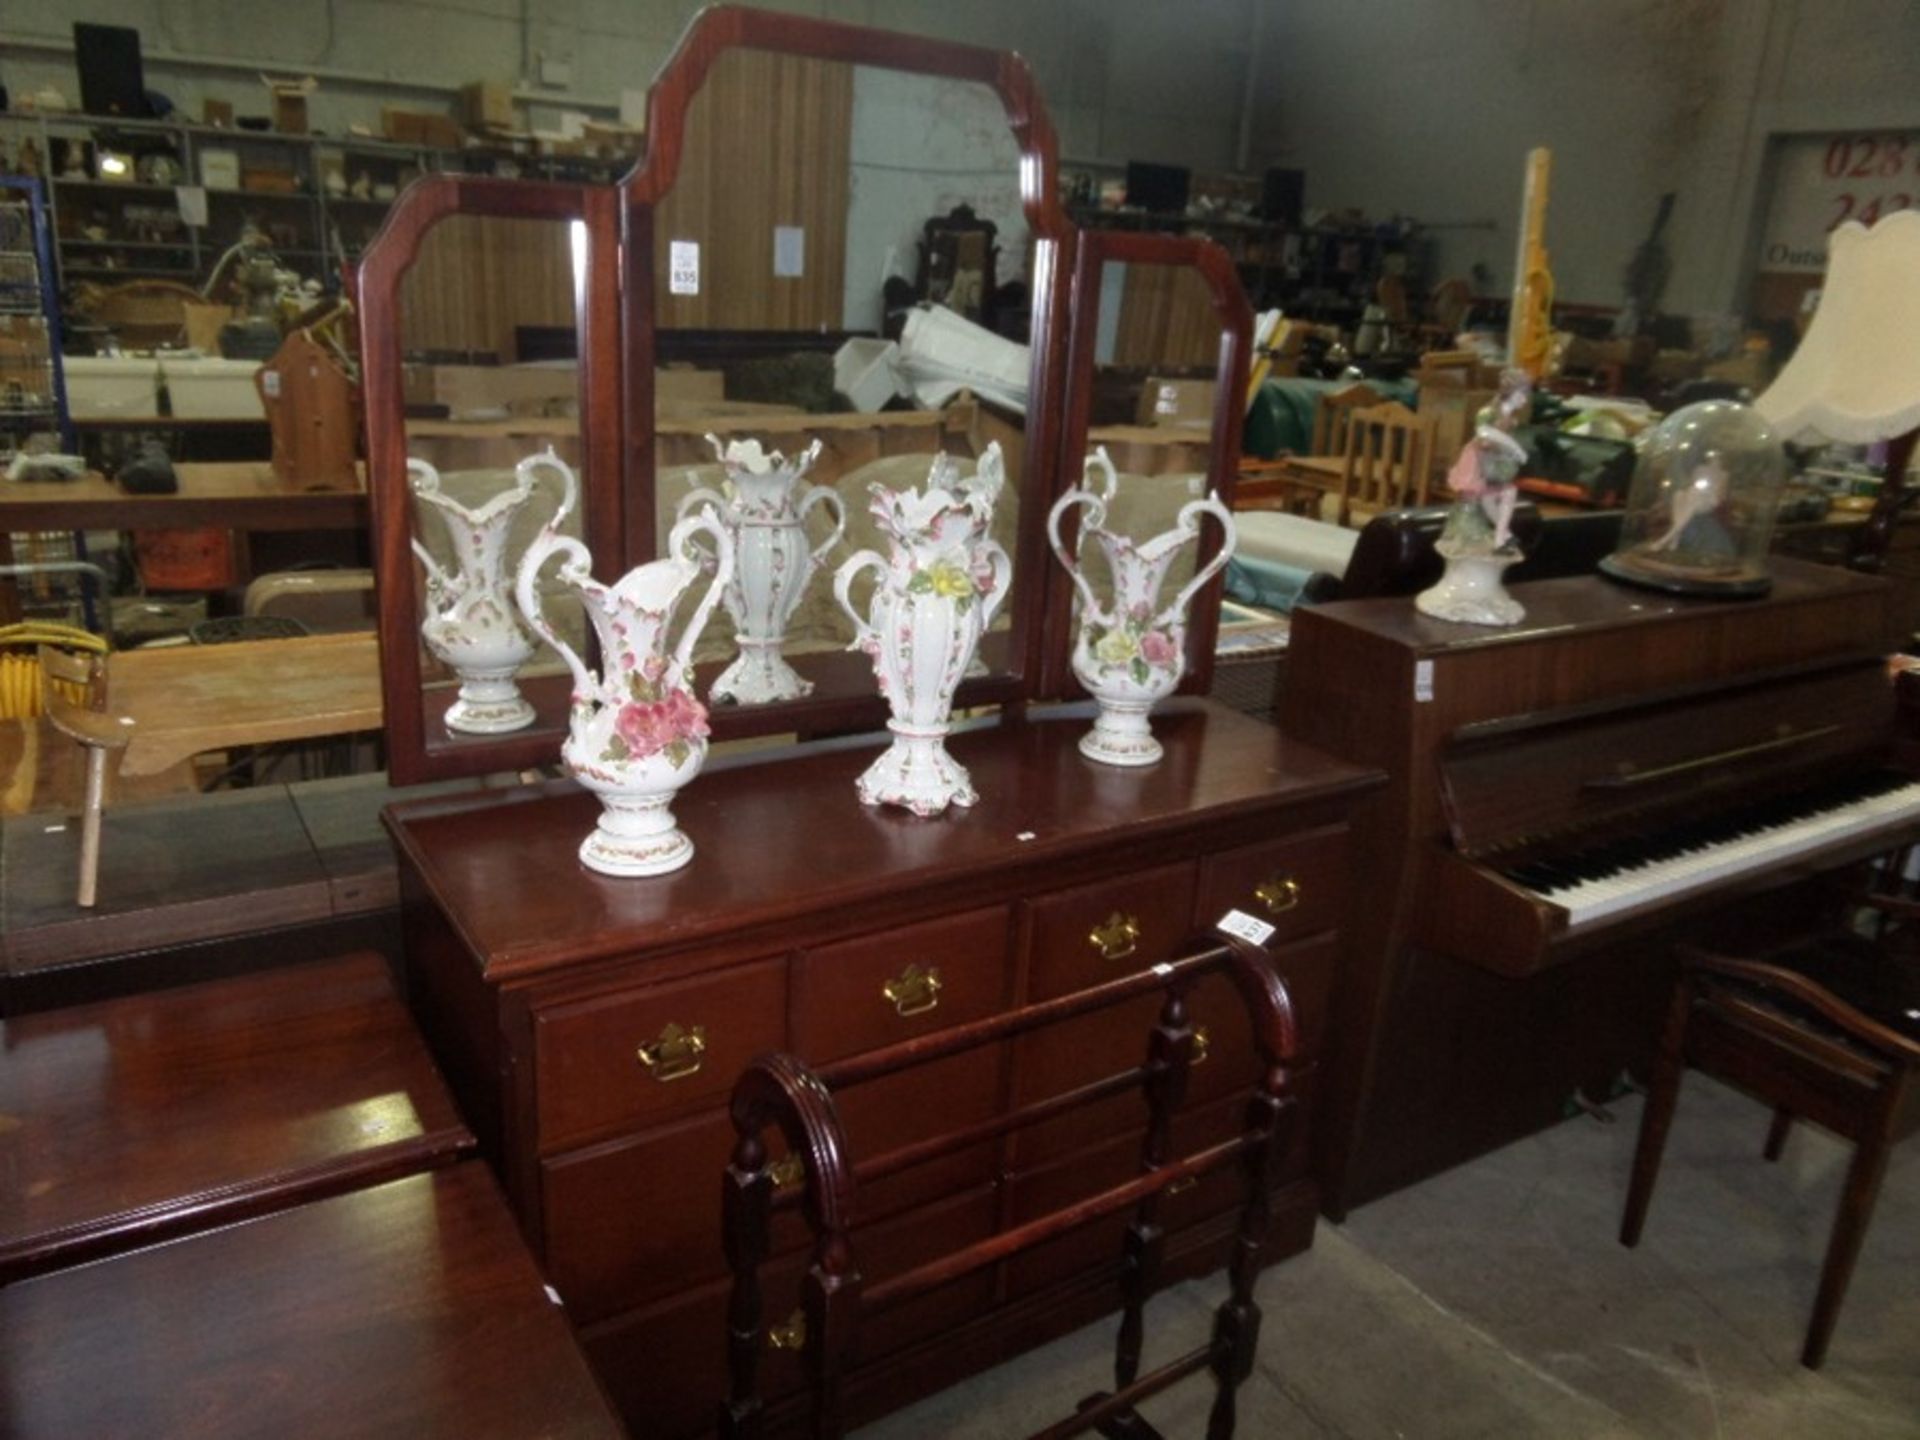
(1414, 658), (1435, 703)
(261, 370), (282, 398)
(669, 240), (700, 296)
(1217, 909), (1276, 946)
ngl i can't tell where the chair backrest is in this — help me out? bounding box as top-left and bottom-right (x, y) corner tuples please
(1337, 401), (1436, 518)
(37, 644), (133, 753)
(1308, 382), (1386, 456)
(244, 569), (378, 634)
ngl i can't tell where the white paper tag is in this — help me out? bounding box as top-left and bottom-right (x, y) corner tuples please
(1154, 384), (1179, 415)
(1217, 909), (1276, 946)
(773, 225), (805, 277)
(175, 184), (208, 226)
(669, 240), (700, 296)
(1414, 658), (1435, 703)
(261, 370), (282, 397)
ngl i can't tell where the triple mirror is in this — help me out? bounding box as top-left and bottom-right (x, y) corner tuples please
(361, 10), (1072, 784)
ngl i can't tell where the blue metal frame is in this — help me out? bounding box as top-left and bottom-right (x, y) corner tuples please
(1, 175), (74, 453)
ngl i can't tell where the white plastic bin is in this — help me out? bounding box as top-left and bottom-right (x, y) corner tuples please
(161, 356), (266, 420)
(63, 357), (160, 419)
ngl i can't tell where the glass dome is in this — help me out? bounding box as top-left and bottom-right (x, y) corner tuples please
(1599, 400), (1788, 597)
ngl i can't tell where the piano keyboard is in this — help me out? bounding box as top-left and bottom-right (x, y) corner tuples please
(1496, 771), (1920, 930)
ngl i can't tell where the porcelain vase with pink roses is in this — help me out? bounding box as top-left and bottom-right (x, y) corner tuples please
(1048, 448), (1237, 767)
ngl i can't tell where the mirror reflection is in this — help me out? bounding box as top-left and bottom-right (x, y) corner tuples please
(395, 213), (589, 750)
(644, 55), (1034, 712)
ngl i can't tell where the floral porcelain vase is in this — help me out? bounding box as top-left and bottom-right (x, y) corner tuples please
(1049, 448), (1237, 767)
(676, 434), (845, 705)
(513, 457), (735, 878)
(409, 450), (564, 734)
(833, 444), (1012, 816)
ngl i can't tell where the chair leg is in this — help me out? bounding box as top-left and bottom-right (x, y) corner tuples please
(77, 743), (106, 909)
(1620, 986), (1690, 1248)
(1763, 1106), (1793, 1162)
(1802, 1134), (1892, 1369)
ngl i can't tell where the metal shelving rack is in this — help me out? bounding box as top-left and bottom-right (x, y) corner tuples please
(0, 175), (72, 458)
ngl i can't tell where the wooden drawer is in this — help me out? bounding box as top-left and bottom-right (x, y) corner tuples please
(533, 956), (787, 1152)
(793, 905), (1011, 1063)
(1193, 824), (1349, 945)
(1011, 932), (1337, 1164)
(1025, 861), (1198, 1002)
(543, 1049), (1002, 1324)
(1005, 1088), (1312, 1299)
(581, 1185), (998, 1440)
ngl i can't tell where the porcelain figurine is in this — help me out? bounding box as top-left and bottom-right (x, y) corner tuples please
(1049, 448), (1236, 767)
(514, 464), (734, 878)
(409, 450), (564, 734)
(834, 444), (1012, 816)
(676, 435), (844, 706)
(1417, 368), (1533, 627)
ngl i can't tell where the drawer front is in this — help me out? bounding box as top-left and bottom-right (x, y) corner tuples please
(1193, 824), (1349, 945)
(534, 956), (787, 1151)
(1025, 862), (1198, 1003)
(581, 1186), (998, 1440)
(543, 1048), (1002, 1323)
(793, 905), (1011, 1063)
(1010, 932), (1337, 1164)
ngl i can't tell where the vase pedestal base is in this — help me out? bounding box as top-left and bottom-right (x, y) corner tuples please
(710, 640), (812, 707)
(444, 674), (535, 735)
(580, 793), (694, 877)
(1079, 699), (1163, 768)
(856, 723), (977, 817)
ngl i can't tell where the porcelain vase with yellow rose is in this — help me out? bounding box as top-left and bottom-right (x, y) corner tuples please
(1048, 448), (1237, 767)
(833, 444), (1012, 815)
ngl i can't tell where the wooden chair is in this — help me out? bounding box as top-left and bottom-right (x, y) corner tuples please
(1322, 402), (1436, 529)
(37, 644), (134, 908)
(1619, 908), (1920, 1368)
(1307, 381), (1386, 457)
(718, 931), (1303, 1440)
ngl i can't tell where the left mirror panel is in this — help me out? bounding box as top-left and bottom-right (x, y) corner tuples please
(361, 181), (622, 784)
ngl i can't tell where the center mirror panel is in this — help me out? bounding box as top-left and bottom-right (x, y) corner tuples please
(620, 32), (1069, 739)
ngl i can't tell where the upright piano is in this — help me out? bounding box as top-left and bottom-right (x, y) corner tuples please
(1281, 557), (1918, 1215)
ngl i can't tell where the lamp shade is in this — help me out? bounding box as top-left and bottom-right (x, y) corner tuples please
(1753, 210), (1920, 446)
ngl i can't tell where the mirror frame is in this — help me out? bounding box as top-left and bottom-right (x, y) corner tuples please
(1041, 229), (1252, 700)
(360, 178), (623, 785)
(614, 4), (1077, 741)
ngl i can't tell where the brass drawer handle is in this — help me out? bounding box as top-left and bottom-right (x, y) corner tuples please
(636, 1022), (707, 1083)
(1166, 1175), (1199, 1197)
(769, 1155), (805, 1191)
(768, 1309), (807, 1351)
(1191, 1024), (1212, 1067)
(1254, 875), (1301, 916)
(882, 963), (943, 1017)
(1089, 911), (1141, 962)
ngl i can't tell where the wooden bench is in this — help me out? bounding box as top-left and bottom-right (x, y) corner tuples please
(0, 950), (474, 1282)
(2, 1165), (624, 1438)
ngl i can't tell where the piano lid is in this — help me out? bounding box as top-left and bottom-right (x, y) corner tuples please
(1439, 658), (1897, 859)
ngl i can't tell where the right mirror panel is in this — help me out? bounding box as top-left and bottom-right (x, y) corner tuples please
(1046, 237), (1251, 702)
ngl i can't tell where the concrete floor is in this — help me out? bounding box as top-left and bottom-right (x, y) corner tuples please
(861, 1075), (1920, 1438)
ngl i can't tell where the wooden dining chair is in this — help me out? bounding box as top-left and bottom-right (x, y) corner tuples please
(1307, 381), (1386, 458)
(1620, 910), (1920, 1368)
(1323, 402), (1436, 529)
(37, 644), (134, 908)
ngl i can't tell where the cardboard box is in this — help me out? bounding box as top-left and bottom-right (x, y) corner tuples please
(264, 77), (316, 135)
(460, 81), (515, 133)
(383, 107), (466, 151)
(1136, 377), (1217, 428)
(202, 98), (233, 128)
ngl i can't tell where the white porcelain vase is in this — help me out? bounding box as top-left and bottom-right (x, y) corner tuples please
(514, 459), (734, 878)
(1049, 448), (1237, 767)
(833, 444), (1012, 816)
(409, 450), (563, 735)
(677, 435), (844, 706)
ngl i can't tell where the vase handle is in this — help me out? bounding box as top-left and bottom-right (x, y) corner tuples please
(405, 458), (454, 596)
(799, 483), (847, 568)
(1160, 492), (1239, 628)
(517, 447), (578, 533)
(1047, 489), (1104, 620)
(833, 549), (888, 649)
(674, 478), (730, 568)
(514, 527), (597, 702)
(978, 539), (1015, 631)
(668, 503), (736, 680)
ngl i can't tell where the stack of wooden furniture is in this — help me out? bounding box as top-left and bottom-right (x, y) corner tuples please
(0, 952), (625, 1436)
